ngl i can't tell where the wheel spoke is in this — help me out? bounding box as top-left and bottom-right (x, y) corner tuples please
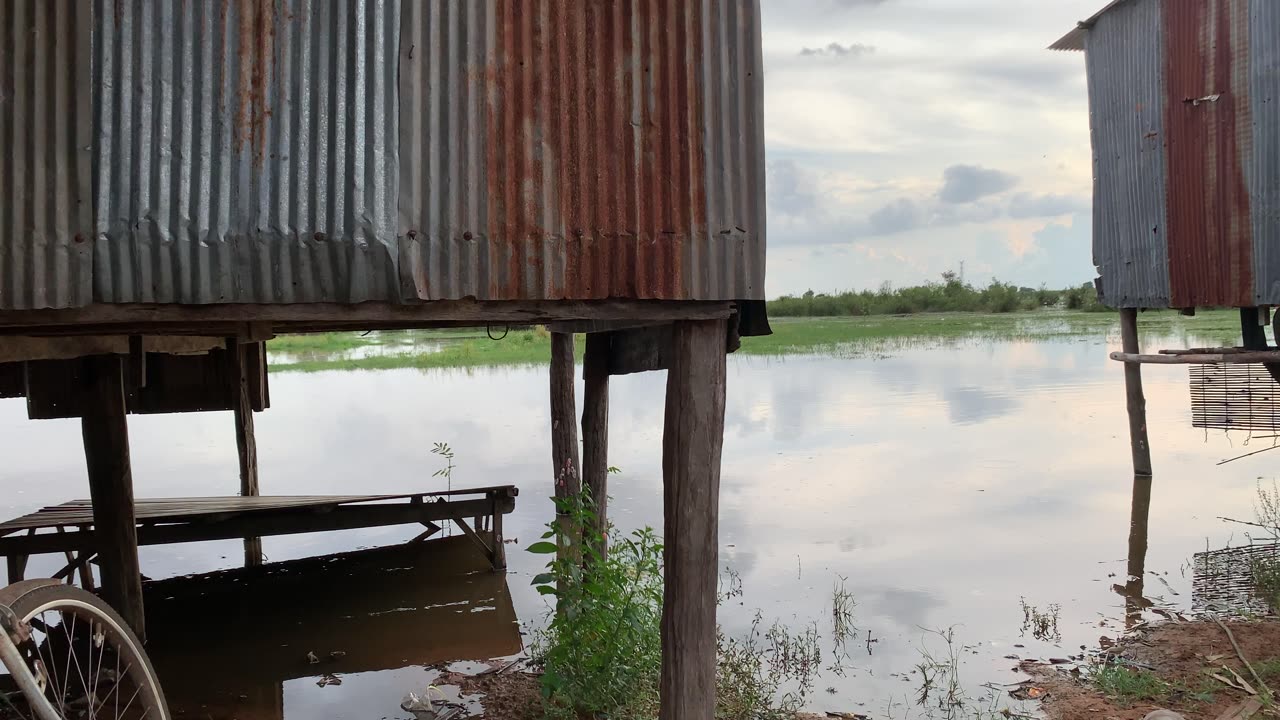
(67, 615), (93, 716)
(92, 659), (131, 719)
(59, 611), (75, 713)
(115, 681), (144, 720)
(34, 611), (65, 716)
(91, 622), (107, 719)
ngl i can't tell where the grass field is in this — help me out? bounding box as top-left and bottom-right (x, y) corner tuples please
(266, 308), (1245, 373)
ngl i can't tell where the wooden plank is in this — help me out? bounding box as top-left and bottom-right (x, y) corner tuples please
(25, 347), (269, 419)
(0, 488), (519, 535)
(660, 319), (727, 720)
(0, 362), (22, 398)
(0, 300), (735, 334)
(0, 496), (516, 556)
(581, 332), (610, 558)
(81, 354), (146, 639)
(1119, 309), (1153, 477)
(608, 324), (673, 376)
(0, 335), (224, 363)
(1110, 350), (1280, 364)
(228, 338), (263, 567)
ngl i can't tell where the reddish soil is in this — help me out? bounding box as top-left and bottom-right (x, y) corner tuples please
(1024, 620), (1280, 720)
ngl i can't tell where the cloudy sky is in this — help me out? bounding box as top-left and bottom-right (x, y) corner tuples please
(760, 0), (1101, 297)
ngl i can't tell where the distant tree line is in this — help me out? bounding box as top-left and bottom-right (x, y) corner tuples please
(767, 273), (1107, 317)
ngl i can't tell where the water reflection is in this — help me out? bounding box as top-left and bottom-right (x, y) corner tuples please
(1122, 474), (1153, 629)
(146, 536), (520, 720)
(0, 327), (1270, 715)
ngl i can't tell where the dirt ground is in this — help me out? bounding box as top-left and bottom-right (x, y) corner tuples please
(1023, 620), (1280, 720)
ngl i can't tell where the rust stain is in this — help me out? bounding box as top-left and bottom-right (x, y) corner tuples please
(233, 0), (279, 165)
(1163, 0), (1254, 308)
(484, 0), (707, 300)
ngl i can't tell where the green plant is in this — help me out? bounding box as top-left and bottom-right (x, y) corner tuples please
(1091, 662), (1169, 704)
(529, 492), (663, 720)
(1252, 554), (1280, 614)
(1019, 597), (1061, 642)
(528, 491), (838, 720)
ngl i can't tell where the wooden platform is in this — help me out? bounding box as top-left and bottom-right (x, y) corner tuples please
(0, 485), (517, 583)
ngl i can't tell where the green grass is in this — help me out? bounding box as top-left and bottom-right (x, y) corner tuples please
(265, 308), (1246, 373)
(1092, 664), (1171, 704)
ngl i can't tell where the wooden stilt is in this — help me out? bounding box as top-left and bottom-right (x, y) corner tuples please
(5, 555), (27, 584)
(660, 319), (726, 720)
(550, 332), (581, 568)
(581, 332), (610, 559)
(1119, 309), (1153, 477)
(81, 354), (146, 640)
(491, 491), (506, 570)
(228, 339), (264, 567)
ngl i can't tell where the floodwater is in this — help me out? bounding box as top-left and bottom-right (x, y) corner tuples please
(0, 324), (1273, 718)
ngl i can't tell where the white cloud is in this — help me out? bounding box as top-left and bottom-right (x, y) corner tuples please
(759, 0), (1100, 295)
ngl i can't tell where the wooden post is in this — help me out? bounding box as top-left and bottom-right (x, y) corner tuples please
(5, 555), (27, 584)
(491, 491), (506, 570)
(660, 319), (726, 720)
(81, 355), (146, 639)
(227, 340), (263, 567)
(1119, 309), (1153, 477)
(550, 332), (581, 565)
(581, 332), (610, 559)
(1124, 473), (1153, 629)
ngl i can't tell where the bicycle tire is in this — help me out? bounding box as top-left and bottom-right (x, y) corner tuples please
(0, 580), (169, 720)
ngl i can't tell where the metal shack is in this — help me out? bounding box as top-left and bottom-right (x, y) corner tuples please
(0, 1), (766, 715)
(1054, 2), (1280, 483)
(1053, 0), (1279, 311)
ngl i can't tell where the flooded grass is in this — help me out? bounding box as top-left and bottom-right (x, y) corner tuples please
(267, 309), (1245, 373)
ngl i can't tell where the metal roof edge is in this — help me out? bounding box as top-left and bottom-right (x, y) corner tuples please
(1049, 0), (1137, 52)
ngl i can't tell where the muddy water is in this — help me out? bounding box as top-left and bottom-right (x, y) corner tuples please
(0, 327), (1271, 717)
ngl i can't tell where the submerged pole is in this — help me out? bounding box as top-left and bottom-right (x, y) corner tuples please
(1119, 308), (1153, 477)
(660, 319), (727, 720)
(81, 355), (146, 640)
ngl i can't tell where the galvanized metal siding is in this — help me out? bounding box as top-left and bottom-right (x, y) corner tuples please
(691, 0), (766, 301)
(398, 0), (765, 302)
(93, 0), (399, 305)
(1250, 0), (1280, 304)
(1086, 0), (1170, 308)
(0, 0), (93, 310)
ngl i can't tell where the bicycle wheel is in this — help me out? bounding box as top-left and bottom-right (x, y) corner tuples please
(0, 580), (168, 720)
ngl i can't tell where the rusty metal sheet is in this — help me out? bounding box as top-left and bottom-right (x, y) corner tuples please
(1162, 0), (1254, 308)
(0, 0), (94, 310)
(397, 0), (765, 302)
(1249, 0), (1280, 304)
(93, 0), (400, 305)
(1085, 0), (1171, 308)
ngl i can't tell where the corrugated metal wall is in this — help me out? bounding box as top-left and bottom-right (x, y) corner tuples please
(1086, 0), (1280, 309)
(1249, 0), (1280, 304)
(397, 0), (765, 302)
(1161, 0), (1253, 308)
(92, 0), (399, 305)
(1087, 0), (1170, 308)
(0, 0), (94, 310)
(0, 0), (764, 309)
